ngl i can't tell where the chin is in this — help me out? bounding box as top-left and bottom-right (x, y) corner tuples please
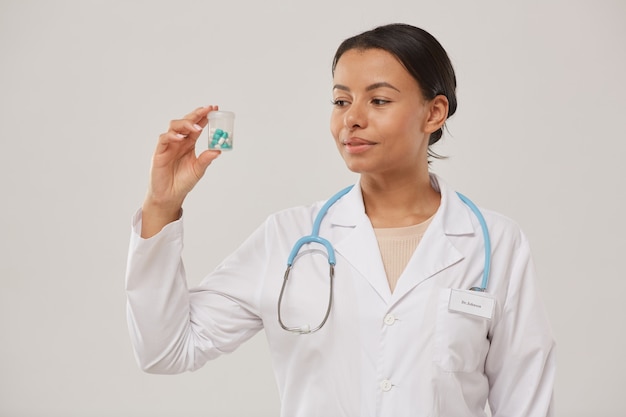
(341, 158), (367, 174)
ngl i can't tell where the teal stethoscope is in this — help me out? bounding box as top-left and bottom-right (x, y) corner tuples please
(277, 185), (492, 334)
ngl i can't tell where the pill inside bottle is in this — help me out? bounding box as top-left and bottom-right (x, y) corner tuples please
(207, 111), (235, 151)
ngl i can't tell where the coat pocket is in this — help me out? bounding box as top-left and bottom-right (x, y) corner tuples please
(433, 288), (490, 372)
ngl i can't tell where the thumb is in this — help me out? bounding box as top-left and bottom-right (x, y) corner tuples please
(195, 150), (222, 177)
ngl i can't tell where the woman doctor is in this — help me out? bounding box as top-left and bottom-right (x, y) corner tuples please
(126, 23), (555, 417)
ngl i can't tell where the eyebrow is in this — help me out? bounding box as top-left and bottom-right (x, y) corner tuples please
(333, 82), (401, 93)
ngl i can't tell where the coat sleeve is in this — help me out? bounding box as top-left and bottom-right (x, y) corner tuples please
(486, 230), (556, 416)
(125, 210), (265, 374)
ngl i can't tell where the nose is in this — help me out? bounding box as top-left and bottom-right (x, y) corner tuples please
(344, 102), (366, 130)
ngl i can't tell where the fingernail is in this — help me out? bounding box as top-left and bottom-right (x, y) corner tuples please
(175, 133), (186, 139)
(193, 124), (202, 131)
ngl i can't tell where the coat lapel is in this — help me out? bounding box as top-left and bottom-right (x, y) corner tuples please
(328, 185), (392, 303)
(390, 217), (464, 302)
(392, 177), (477, 303)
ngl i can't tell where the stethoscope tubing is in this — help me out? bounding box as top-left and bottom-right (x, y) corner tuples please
(279, 185), (492, 334)
(286, 185), (353, 267)
(455, 192), (491, 292)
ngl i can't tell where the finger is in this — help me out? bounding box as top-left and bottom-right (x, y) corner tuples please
(157, 128), (195, 144)
(156, 105), (219, 153)
(154, 130), (196, 157)
(168, 119), (205, 137)
(166, 105), (218, 137)
(183, 105), (218, 124)
(183, 105), (219, 133)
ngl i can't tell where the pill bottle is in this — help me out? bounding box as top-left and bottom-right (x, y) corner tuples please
(208, 111), (235, 151)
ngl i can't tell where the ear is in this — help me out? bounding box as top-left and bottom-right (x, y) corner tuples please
(424, 95), (449, 134)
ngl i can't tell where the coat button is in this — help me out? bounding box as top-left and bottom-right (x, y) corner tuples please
(380, 379), (393, 392)
(383, 313), (396, 326)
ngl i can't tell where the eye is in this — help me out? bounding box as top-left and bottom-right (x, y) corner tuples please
(331, 99), (350, 107)
(371, 98), (390, 106)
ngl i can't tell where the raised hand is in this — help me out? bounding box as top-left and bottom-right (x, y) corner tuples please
(141, 105), (222, 238)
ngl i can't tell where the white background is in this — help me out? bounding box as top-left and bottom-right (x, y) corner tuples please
(1, 1), (625, 416)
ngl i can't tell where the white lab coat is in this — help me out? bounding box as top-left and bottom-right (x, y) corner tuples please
(126, 174), (555, 417)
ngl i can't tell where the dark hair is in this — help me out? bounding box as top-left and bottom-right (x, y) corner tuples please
(332, 24), (457, 155)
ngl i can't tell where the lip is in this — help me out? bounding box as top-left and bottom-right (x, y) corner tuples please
(342, 137), (377, 154)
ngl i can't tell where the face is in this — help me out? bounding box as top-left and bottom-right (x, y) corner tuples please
(330, 48), (438, 178)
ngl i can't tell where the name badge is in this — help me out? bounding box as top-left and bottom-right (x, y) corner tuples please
(448, 289), (495, 320)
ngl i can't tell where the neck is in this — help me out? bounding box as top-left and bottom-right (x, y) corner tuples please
(360, 172), (440, 228)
